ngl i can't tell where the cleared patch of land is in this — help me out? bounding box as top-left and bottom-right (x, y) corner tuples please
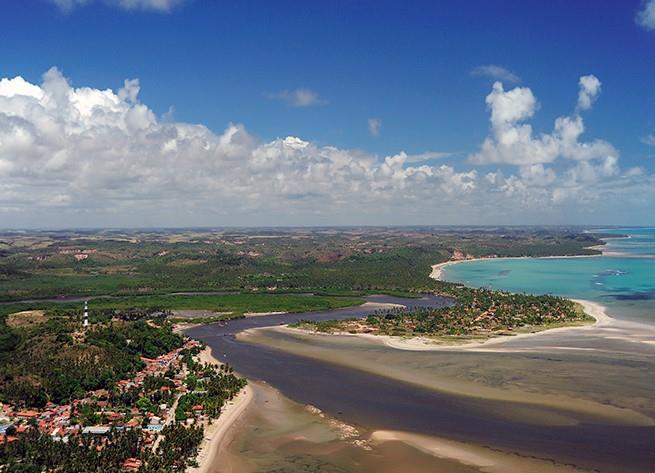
(6, 310), (48, 328)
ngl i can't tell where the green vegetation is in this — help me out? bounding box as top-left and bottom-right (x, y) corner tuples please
(0, 422), (210, 472)
(293, 287), (593, 338)
(0, 227), (606, 301)
(175, 364), (246, 421)
(0, 315), (183, 406)
(0, 312), (248, 471)
(0, 427), (144, 473)
(75, 293), (364, 314)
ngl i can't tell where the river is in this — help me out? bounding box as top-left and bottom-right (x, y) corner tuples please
(187, 275), (655, 473)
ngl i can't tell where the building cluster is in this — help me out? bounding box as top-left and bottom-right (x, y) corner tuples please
(27, 247), (97, 262)
(0, 339), (203, 468)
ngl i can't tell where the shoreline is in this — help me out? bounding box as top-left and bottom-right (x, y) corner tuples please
(282, 254), (616, 353)
(282, 298), (607, 353)
(374, 298), (609, 352)
(429, 253), (602, 282)
(394, 255), (615, 351)
(187, 347), (253, 473)
(368, 430), (595, 473)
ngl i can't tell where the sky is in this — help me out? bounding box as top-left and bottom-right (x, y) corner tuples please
(1, 0), (655, 228)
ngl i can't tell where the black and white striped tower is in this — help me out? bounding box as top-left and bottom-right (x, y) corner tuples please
(83, 301), (89, 327)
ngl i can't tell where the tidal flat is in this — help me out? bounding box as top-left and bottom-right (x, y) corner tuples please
(215, 381), (594, 473)
(240, 323), (655, 426)
(233, 322), (655, 472)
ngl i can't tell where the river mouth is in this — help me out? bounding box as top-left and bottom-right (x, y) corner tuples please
(215, 381), (596, 473)
(186, 294), (655, 473)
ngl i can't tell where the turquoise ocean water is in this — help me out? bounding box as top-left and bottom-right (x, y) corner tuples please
(442, 228), (655, 323)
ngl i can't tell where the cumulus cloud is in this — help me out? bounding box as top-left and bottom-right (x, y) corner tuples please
(50, 0), (186, 13)
(636, 0), (655, 30)
(470, 65), (520, 84)
(368, 118), (381, 137)
(470, 76), (616, 166)
(268, 88), (323, 107)
(0, 68), (651, 227)
(577, 75), (601, 111)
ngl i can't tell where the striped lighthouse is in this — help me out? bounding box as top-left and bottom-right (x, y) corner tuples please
(83, 301), (89, 327)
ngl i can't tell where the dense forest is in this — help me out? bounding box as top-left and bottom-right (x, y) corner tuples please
(0, 315), (183, 406)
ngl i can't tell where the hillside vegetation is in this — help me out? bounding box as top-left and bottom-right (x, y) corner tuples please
(0, 227), (607, 301)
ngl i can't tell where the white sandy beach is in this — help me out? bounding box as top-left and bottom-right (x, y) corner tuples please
(283, 297), (612, 353)
(188, 347), (253, 473)
(376, 298), (611, 352)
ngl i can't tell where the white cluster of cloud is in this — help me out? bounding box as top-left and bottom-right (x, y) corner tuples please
(637, 0), (655, 30)
(470, 65), (520, 84)
(267, 88), (323, 108)
(577, 75), (601, 111)
(50, 0), (185, 13)
(0, 68), (651, 227)
(470, 76), (617, 169)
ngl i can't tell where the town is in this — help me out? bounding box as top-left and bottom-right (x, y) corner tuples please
(0, 304), (246, 472)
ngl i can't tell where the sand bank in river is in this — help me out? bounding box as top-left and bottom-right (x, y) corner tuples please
(369, 430), (593, 473)
(187, 347), (253, 473)
(283, 298), (607, 352)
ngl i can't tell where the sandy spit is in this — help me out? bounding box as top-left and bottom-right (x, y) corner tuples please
(369, 430), (594, 473)
(187, 347), (253, 473)
(375, 298), (610, 352)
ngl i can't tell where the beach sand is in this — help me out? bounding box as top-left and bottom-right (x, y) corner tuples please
(187, 347), (253, 473)
(371, 298), (608, 352)
(368, 430), (593, 473)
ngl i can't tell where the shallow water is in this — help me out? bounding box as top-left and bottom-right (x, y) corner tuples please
(189, 316), (655, 469)
(187, 229), (655, 473)
(214, 382), (494, 473)
(443, 228), (655, 325)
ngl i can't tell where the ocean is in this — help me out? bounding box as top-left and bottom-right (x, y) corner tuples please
(442, 228), (655, 324)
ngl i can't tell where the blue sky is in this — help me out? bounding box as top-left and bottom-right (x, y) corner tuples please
(0, 0), (654, 227)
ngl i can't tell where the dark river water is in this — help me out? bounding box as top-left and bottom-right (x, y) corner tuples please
(186, 295), (655, 473)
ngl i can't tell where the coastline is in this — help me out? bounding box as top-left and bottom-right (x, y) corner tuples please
(187, 347), (253, 473)
(282, 254), (615, 353)
(374, 298), (609, 352)
(429, 253), (602, 282)
(282, 297), (606, 353)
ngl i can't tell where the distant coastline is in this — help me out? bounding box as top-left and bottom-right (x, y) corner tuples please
(430, 252), (603, 283)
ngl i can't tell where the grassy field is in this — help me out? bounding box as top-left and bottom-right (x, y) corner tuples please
(1, 293), (365, 318)
(74, 293), (364, 314)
